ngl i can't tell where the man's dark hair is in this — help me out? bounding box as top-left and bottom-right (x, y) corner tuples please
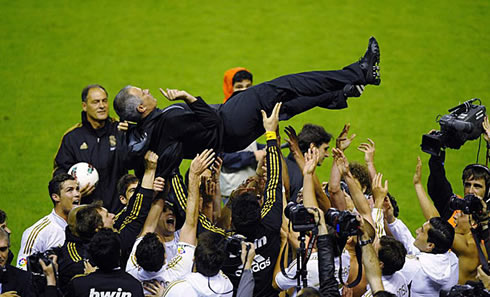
(349, 162), (372, 194)
(297, 287), (321, 297)
(378, 236), (406, 275)
(428, 217), (455, 254)
(195, 231), (227, 277)
(373, 291), (396, 297)
(75, 201), (104, 240)
(117, 174), (139, 197)
(81, 84), (108, 102)
(231, 192), (261, 239)
(463, 164), (490, 198)
(48, 173), (76, 206)
(0, 209), (6, 225)
(88, 228), (120, 271)
(136, 233), (165, 272)
(113, 85), (144, 122)
(297, 124), (332, 153)
(232, 70), (253, 85)
(387, 192), (399, 217)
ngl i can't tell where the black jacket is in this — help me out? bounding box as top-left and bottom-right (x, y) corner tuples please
(53, 112), (128, 212)
(123, 98), (223, 179)
(0, 264), (35, 297)
(67, 269), (144, 297)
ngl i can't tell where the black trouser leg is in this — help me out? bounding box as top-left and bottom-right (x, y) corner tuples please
(220, 62), (364, 152)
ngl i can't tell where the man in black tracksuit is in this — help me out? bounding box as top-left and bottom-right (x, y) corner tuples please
(54, 84), (128, 212)
(115, 37), (380, 180)
(67, 229), (144, 297)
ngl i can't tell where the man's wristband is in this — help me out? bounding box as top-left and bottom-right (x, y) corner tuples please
(265, 131), (277, 141)
(359, 237), (373, 247)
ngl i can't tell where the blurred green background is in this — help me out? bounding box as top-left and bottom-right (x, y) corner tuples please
(1, 0), (489, 255)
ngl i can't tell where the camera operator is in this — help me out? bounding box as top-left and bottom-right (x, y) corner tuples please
(0, 228), (35, 297)
(302, 207), (395, 297)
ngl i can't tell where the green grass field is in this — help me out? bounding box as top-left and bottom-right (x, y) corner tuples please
(1, 0), (489, 256)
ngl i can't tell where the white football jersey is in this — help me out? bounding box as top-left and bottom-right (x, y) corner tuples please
(126, 237), (195, 294)
(17, 209), (67, 270)
(362, 271), (409, 297)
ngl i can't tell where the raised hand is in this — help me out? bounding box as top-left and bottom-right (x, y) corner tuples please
(285, 125), (301, 156)
(332, 148), (349, 176)
(358, 138), (375, 164)
(160, 88), (197, 104)
(483, 116), (490, 143)
(303, 147), (319, 175)
(261, 102), (282, 132)
(413, 156), (422, 185)
(144, 150), (159, 170)
(153, 177), (165, 192)
(371, 172), (388, 204)
(190, 149), (216, 177)
(117, 120), (129, 132)
(336, 123), (356, 151)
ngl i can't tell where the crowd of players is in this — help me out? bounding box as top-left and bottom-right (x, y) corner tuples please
(1, 37), (489, 297)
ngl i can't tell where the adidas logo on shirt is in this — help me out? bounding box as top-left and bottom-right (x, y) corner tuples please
(89, 288), (132, 297)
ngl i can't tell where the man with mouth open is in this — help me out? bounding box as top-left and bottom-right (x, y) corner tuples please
(16, 173), (81, 270)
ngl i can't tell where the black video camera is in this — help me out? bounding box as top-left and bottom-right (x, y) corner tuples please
(27, 249), (57, 275)
(284, 202), (317, 232)
(450, 194), (484, 216)
(225, 234), (246, 256)
(440, 281), (489, 297)
(421, 98), (486, 156)
(325, 208), (360, 237)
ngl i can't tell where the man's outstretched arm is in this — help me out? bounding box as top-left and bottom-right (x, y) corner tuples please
(180, 149), (216, 246)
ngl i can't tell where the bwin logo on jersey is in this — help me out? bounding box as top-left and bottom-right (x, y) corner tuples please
(251, 254), (271, 273)
(89, 288), (132, 297)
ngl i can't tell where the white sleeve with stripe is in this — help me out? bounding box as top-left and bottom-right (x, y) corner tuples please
(17, 217), (50, 270)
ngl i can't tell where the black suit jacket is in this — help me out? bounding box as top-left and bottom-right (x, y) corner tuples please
(0, 265), (35, 297)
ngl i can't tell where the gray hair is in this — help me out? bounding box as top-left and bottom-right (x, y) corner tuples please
(113, 85), (143, 122)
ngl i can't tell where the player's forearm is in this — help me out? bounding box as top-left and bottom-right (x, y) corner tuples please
(414, 183), (439, 220)
(141, 167), (156, 189)
(140, 199), (164, 236)
(361, 242), (384, 294)
(302, 173), (318, 208)
(345, 174), (373, 224)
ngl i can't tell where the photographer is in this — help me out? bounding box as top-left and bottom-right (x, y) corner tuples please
(303, 207), (395, 297)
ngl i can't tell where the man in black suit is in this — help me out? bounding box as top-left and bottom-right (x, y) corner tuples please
(0, 228), (35, 297)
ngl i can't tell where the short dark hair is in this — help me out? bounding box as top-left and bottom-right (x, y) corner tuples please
(75, 201), (103, 240)
(89, 228), (120, 271)
(117, 174), (139, 197)
(49, 173), (76, 206)
(463, 164), (490, 198)
(298, 124), (332, 153)
(387, 192), (399, 217)
(232, 70), (253, 85)
(231, 192), (261, 238)
(0, 209), (6, 225)
(349, 162), (371, 194)
(378, 236), (406, 275)
(113, 85), (143, 122)
(195, 232), (227, 277)
(136, 233), (165, 272)
(81, 84), (108, 102)
(428, 217), (455, 254)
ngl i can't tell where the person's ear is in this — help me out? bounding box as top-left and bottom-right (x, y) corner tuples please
(379, 261), (384, 270)
(119, 195), (127, 205)
(82, 102), (87, 112)
(426, 242), (435, 252)
(52, 193), (61, 203)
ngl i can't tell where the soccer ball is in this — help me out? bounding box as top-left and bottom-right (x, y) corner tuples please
(68, 162), (99, 189)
